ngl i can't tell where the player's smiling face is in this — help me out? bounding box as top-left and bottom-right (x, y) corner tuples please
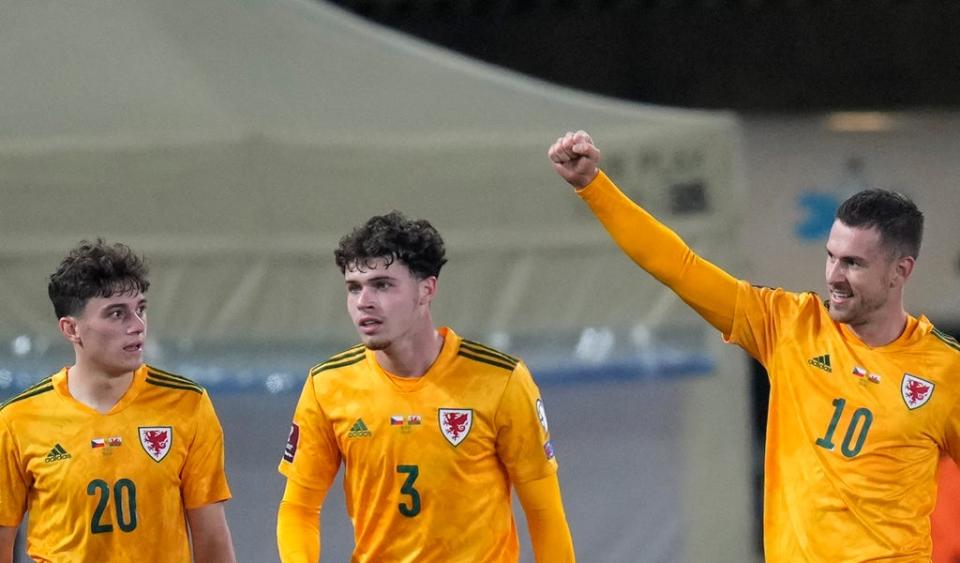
(345, 257), (434, 351)
(68, 292), (147, 377)
(824, 220), (899, 329)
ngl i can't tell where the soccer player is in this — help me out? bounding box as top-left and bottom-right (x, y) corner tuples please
(548, 130), (960, 561)
(276, 211), (575, 562)
(0, 239), (236, 563)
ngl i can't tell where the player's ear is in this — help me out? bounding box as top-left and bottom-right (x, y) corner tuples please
(419, 276), (437, 305)
(893, 255), (915, 287)
(59, 316), (82, 344)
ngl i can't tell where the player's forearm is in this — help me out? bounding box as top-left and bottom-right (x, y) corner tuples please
(186, 503), (237, 563)
(192, 536), (237, 563)
(577, 170), (738, 334)
(516, 474), (575, 562)
(277, 500), (321, 562)
(0, 526), (15, 563)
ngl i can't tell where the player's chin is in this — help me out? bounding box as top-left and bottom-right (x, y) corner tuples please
(106, 359), (141, 377)
(361, 336), (390, 351)
(827, 306), (853, 324)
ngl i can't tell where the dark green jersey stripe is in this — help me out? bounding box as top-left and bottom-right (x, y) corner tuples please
(457, 350), (516, 372)
(14, 375), (55, 396)
(460, 341), (518, 366)
(146, 378), (204, 394)
(146, 370), (203, 390)
(1, 385), (54, 410)
(30, 375), (54, 387)
(933, 328), (960, 352)
(327, 345), (365, 362)
(310, 347), (366, 374)
(311, 354), (365, 376)
(146, 371), (203, 391)
(146, 365), (200, 386)
(461, 339), (518, 363)
(146, 379), (203, 394)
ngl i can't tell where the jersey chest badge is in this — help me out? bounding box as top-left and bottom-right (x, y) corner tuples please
(901, 373), (934, 410)
(139, 426), (173, 462)
(438, 408), (473, 447)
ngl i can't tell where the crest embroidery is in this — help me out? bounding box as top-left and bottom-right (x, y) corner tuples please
(139, 426), (173, 462)
(901, 373), (934, 410)
(438, 408), (473, 447)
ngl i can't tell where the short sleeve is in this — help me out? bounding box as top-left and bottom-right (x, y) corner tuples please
(726, 282), (813, 368)
(0, 415), (28, 526)
(277, 375), (341, 494)
(180, 392), (232, 509)
(495, 362), (558, 485)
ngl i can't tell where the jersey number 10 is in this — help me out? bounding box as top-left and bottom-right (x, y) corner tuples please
(815, 397), (874, 458)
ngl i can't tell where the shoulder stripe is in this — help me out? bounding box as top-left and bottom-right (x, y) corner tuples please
(147, 373), (203, 393)
(327, 345), (365, 362)
(145, 377), (204, 394)
(462, 339), (519, 362)
(460, 340), (518, 366)
(311, 353), (365, 376)
(146, 369), (203, 390)
(932, 328), (960, 353)
(19, 375), (55, 394)
(1, 384), (55, 411)
(457, 350), (516, 372)
(146, 365), (200, 386)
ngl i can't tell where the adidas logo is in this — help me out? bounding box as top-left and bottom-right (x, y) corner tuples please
(808, 354), (832, 373)
(347, 419), (372, 438)
(44, 443), (72, 463)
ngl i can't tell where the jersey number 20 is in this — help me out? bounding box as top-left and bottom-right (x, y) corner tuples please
(87, 478), (138, 533)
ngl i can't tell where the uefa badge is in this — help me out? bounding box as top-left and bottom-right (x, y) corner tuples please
(438, 408), (473, 447)
(536, 399), (549, 433)
(901, 373), (934, 410)
(139, 426), (173, 462)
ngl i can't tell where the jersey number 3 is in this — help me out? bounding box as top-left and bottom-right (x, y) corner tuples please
(87, 478), (138, 534)
(815, 397), (874, 458)
(397, 465), (421, 517)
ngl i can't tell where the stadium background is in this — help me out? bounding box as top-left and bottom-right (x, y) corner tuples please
(2, 1), (959, 561)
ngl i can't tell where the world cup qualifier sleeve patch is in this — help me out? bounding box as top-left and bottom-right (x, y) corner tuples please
(283, 422), (300, 462)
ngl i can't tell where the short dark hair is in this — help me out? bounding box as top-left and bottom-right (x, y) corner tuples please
(48, 239), (150, 319)
(335, 211), (447, 279)
(836, 189), (924, 259)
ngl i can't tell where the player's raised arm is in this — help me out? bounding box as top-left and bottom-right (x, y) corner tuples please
(548, 130), (739, 335)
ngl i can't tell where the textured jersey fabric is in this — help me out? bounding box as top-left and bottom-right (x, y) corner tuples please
(0, 365), (231, 562)
(278, 327), (559, 562)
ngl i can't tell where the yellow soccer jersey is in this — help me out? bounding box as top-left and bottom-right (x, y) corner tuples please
(278, 327), (558, 563)
(0, 364), (231, 562)
(729, 283), (960, 561)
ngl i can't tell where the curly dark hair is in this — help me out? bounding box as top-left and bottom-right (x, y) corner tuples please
(836, 189), (924, 259)
(335, 211), (447, 279)
(48, 238), (150, 319)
